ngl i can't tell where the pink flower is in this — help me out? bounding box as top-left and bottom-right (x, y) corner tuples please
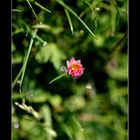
(66, 57), (84, 78)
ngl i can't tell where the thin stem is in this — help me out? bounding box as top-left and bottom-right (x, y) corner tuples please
(64, 8), (74, 34)
(20, 29), (38, 86)
(55, 0), (98, 39)
(12, 9), (22, 12)
(49, 73), (67, 84)
(15, 102), (40, 119)
(26, 0), (40, 22)
(35, 34), (47, 44)
(34, 1), (51, 13)
(12, 31), (42, 89)
(19, 29), (38, 101)
(12, 65), (24, 89)
(111, 0), (120, 17)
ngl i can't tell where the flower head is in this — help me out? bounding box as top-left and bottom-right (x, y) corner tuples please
(66, 57), (84, 78)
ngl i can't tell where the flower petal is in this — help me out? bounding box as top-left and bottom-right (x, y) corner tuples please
(66, 57), (84, 78)
(77, 60), (81, 64)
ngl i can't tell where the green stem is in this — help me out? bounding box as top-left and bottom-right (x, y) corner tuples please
(19, 29), (38, 102)
(12, 30), (41, 89)
(55, 0), (98, 39)
(36, 34), (47, 45)
(34, 1), (51, 13)
(12, 65), (24, 89)
(12, 9), (22, 12)
(64, 8), (74, 34)
(20, 29), (38, 87)
(26, 0), (40, 22)
(49, 73), (67, 84)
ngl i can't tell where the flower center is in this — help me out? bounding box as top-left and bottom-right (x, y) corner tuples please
(71, 64), (81, 71)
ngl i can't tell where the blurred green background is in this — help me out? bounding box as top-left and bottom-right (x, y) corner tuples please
(12, 0), (128, 140)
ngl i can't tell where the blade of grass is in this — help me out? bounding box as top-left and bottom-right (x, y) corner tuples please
(82, 0), (93, 11)
(32, 24), (51, 30)
(26, 0), (40, 22)
(12, 65), (24, 89)
(15, 102), (40, 119)
(30, 30), (48, 44)
(94, 17), (98, 31)
(111, 0), (120, 28)
(49, 73), (67, 84)
(36, 35), (48, 45)
(12, 58), (27, 102)
(64, 8), (74, 34)
(18, 21), (47, 45)
(12, 9), (22, 12)
(111, 0), (120, 16)
(12, 28), (24, 36)
(19, 29), (38, 96)
(34, 1), (51, 13)
(55, 0), (98, 39)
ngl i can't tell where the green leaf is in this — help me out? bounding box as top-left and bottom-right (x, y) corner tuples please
(49, 73), (67, 84)
(55, 0), (98, 39)
(64, 8), (74, 34)
(34, 1), (51, 13)
(32, 24), (51, 30)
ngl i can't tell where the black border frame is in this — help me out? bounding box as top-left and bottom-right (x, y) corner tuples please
(0, 0), (11, 139)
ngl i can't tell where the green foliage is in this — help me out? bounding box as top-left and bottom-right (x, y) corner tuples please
(12, 0), (128, 140)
